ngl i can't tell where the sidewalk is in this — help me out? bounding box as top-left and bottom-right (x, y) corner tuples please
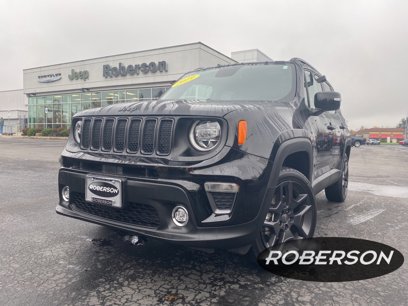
(0, 134), (68, 140)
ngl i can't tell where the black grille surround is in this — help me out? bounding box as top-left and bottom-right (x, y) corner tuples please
(80, 117), (174, 156)
(70, 192), (160, 228)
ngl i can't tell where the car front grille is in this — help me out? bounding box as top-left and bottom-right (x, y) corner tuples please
(80, 117), (174, 156)
(70, 192), (160, 228)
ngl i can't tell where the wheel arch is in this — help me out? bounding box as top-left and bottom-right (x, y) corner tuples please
(255, 137), (313, 227)
(269, 137), (313, 185)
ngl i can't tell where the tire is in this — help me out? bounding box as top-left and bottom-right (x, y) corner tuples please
(354, 141), (361, 147)
(251, 168), (317, 257)
(325, 154), (349, 202)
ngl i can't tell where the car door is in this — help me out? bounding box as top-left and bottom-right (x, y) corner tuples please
(320, 80), (345, 170)
(303, 69), (332, 180)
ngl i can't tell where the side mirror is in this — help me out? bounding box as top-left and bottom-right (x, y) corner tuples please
(314, 92), (341, 111)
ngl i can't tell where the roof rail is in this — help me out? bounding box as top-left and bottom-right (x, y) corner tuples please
(290, 57), (320, 73)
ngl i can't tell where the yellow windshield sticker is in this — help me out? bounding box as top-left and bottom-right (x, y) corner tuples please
(172, 74), (200, 88)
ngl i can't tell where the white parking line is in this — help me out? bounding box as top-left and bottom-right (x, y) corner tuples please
(344, 197), (368, 211)
(349, 182), (408, 199)
(348, 209), (385, 225)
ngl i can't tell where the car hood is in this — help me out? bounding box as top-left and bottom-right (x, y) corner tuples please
(74, 99), (290, 118)
(75, 100), (239, 117)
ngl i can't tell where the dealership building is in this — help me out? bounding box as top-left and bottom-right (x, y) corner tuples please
(0, 42), (272, 133)
(22, 42), (244, 132)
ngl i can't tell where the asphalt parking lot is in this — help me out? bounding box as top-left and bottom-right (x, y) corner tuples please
(0, 137), (407, 306)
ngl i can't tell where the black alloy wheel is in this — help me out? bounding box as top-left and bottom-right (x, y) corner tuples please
(253, 168), (316, 256)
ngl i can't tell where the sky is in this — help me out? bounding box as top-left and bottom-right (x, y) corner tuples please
(0, 0), (407, 130)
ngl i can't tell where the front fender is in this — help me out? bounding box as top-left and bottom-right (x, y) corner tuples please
(255, 137), (313, 228)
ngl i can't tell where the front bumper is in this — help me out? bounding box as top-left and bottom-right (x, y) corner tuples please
(57, 166), (269, 249)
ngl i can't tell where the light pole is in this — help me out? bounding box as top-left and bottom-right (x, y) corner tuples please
(45, 107), (48, 129)
(405, 115), (408, 139)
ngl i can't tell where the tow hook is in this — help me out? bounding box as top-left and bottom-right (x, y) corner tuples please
(123, 235), (145, 246)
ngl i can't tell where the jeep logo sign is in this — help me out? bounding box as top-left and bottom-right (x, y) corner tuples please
(68, 69), (89, 81)
(103, 61), (168, 78)
(88, 182), (119, 198)
(257, 237), (404, 282)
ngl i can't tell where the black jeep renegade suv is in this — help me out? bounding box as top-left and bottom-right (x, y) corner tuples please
(57, 58), (351, 256)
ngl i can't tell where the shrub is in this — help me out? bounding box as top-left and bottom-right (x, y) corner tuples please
(58, 129), (69, 137)
(41, 128), (53, 136)
(27, 128), (36, 136)
(21, 128), (28, 136)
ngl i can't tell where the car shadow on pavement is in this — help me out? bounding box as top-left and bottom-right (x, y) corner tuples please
(62, 225), (287, 305)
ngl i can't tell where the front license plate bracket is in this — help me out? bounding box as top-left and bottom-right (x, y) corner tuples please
(85, 176), (124, 208)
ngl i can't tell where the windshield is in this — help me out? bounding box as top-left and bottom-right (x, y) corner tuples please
(160, 63), (295, 102)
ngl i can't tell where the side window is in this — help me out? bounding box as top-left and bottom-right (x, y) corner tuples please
(303, 71), (311, 107)
(304, 70), (323, 109)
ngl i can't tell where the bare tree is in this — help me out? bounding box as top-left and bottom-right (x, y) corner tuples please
(397, 117), (407, 128)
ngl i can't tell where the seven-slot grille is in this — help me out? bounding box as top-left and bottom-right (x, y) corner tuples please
(80, 117), (174, 155)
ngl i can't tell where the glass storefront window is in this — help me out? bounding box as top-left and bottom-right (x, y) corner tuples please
(62, 95), (71, 103)
(101, 91), (116, 105)
(53, 95), (62, 104)
(81, 92), (91, 102)
(81, 92), (92, 110)
(91, 92), (101, 108)
(61, 102), (70, 125)
(70, 93), (81, 103)
(53, 103), (62, 128)
(152, 87), (166, 99)
(36, 104), (45, 129)
(36, 96), (45, 105)
(44, 96), (53, 104)
(139, 88), (152, 100)
(126, 89), (139, 101)
(28, 105), (36, 126)
(71, 103), (81, 117)
(28, 87), (170, 129)
(117, 90), (126, 103)
(45, 103), (53, 128)
(28, 97), (36, 106)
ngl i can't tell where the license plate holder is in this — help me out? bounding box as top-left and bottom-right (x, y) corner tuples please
(85, 176), (123, 208)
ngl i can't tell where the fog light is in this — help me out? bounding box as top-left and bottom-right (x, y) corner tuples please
(172, 205), (189, 226)
(61, 186), (70, 202)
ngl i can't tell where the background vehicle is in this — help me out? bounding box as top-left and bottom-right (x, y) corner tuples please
(367, 139), (381, 145)
(56, 59), (351, 256)
(352, 136), (366, 147)
(399, 139), (408, 146)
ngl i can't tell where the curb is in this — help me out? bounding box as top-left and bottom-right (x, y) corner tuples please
(0, 135), (68, 140)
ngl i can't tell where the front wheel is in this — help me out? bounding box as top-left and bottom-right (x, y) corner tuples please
(354, 141), (361, 147)
(252, 168), (316, 257)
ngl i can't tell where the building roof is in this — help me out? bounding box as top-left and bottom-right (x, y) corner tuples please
(24, 42), (236, 71)
(357, 128), (404, 133)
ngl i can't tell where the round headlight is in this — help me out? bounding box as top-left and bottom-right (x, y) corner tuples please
(189, 121), (221, 151)
(73, 121), (82, 144)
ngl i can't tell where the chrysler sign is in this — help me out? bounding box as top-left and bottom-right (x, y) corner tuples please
(38, 73), (62, 83)
(103, 61), (168, 78)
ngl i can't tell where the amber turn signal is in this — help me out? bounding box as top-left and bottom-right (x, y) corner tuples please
(238, 120), (247, 145)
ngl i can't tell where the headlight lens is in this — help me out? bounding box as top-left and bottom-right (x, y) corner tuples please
(189, 121), (221, 151)
(73, 120), (82, 144)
